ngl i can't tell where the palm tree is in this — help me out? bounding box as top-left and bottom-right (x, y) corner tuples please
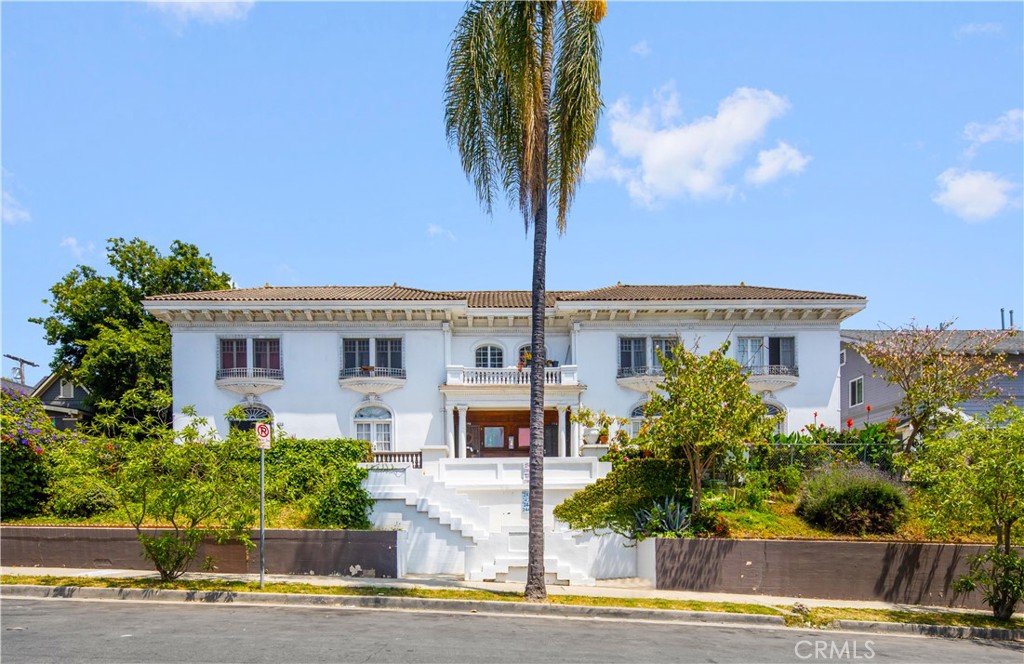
(445, 0), (604, 600)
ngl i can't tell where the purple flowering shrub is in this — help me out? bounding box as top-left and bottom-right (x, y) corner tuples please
(1, 387), (60, 518)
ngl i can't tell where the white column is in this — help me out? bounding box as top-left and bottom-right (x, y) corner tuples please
(445, 404), (455, 458)
(442, 322), (452, 368)
(571, 322), (581, 364)
(457, 405), (467, 459)
(557, 406), (567, 457)
(570, 407), (580, 457)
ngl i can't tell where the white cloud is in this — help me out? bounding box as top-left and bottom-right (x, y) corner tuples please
(60, 237), (96, 259)
(591, 84), (794, 204)
(955, 22), (1003, 38)
(427, 224), (456, 241)
(745, 141), (811, 186)
(630, 40), (651, 57)
(2, 191), (30, 224)
(932, 169), (1015, 222)
(963, 109), (1023, 157)
(147, 1), (253, 25)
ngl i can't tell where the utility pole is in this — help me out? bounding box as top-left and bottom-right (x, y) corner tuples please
(3, 354), (39, 386)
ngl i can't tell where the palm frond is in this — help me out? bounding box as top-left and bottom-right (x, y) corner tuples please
(550, 0), (603, 234)
(444, 1), (500, 214)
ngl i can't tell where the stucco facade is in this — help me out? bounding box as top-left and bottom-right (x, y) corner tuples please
(146, 284), (866, 447)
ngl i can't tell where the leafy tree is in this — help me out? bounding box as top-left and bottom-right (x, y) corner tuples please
(643, 342), (777, 517)
(84, 410), (259, 581)
(855, 322), (1017, 452)
(914, 406), (1024, 619)
(445, 0), (604, 600)
(32, 238), (230, 433)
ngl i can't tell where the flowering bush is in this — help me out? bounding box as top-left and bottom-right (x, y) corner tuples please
(1, 388), (60, 518)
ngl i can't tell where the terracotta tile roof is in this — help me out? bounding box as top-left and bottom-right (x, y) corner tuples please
(446, 291), (573, 308)
(146, 284), (864, 307)
(145, 285), (457, 303)
(559, 284), (865, 302)
(842, 329), (1024, 354)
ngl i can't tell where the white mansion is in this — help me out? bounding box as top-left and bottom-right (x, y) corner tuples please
(145, 283), (865, 583)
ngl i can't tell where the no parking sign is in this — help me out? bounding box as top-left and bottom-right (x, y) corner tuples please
(255, 422), (272, 449)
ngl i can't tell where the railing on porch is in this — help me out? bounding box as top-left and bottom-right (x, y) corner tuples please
(446, 365), (579, 386)
(372, 450), (423, 468)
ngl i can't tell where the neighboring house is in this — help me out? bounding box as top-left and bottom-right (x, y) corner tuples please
(31, 374), (92, 431)
(144, 283), (865, 583)
(840, 329), (1024, 430)
(1, 377), (33, 396)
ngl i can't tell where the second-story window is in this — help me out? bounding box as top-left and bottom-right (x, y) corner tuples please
(619, 338), (646, 374)
(476, 344), (504, 368)
(253, 339), (282, 376)
(375, 338), (403, 370)
(738, 336), (795, 371)
(344, 339), (371, 370)
(652, 337), (676, 368)
(59, 378), (74, 399)
(220, 338), (248, 374)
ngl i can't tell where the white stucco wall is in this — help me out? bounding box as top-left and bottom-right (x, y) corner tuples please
(172, 325), (448, 446)
(571, 321), (843, 434)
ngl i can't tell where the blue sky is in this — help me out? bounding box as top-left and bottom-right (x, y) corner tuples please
(3, 1), (1022, 384)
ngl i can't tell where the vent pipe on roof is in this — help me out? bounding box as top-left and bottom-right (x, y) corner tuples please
(1011, 310), (1016, 330)
(1002, 308), (1006, 330)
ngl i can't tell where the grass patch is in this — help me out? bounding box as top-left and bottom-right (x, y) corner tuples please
(783, 606), (1024, 631)
(0, 574), (778, 616)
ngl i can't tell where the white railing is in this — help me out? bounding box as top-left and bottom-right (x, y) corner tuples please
(446, 365), (579, 386)
(216, 367), (284, 380)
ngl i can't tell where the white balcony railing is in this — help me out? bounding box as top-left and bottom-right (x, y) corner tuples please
(214, 366), (284, 396)
(445, 365), (579, 386)
(216, 367), (284, 380)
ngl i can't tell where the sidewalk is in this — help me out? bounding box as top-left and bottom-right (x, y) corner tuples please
(0, 565), (999, 616)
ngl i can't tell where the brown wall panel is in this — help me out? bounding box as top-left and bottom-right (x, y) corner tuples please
(1, 527), (399, 578)
(655, 538), (1005, 610)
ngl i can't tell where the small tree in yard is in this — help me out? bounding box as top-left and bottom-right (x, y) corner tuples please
(913, 406), (1024, 620)
(643, 341), (777, 518)
(91, 410), (259, 581)
(856, 322), (1017, 453)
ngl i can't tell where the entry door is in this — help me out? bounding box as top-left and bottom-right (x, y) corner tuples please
(543, 425), (558, 457)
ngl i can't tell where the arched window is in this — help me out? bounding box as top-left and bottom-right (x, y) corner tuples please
(229, 403), (273, 432)
(517, 344), (551, 365)
(354, 405), (393, 452)
(630, 402), (659, 437)
(475, 345), (504, 368)
(766, 404), (786, 435)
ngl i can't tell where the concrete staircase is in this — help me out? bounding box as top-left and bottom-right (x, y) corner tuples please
(364, 461), (601, 585)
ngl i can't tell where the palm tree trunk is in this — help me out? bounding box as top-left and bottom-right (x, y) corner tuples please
(524, 1), (554, 602)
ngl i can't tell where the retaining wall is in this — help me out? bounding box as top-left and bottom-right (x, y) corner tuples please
(644, 538), (998, 609)
(0, 527), (400, 578)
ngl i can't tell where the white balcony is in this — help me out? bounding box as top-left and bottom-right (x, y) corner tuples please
(445, 365), (579, 387)
(743, 365), (799, 392)
(615, 366), (664, 393)
(338, 366), (407, 396)
(215, 367), (284, 396)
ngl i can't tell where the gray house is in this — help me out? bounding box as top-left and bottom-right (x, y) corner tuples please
(31, 374), (91, 431)
(840, 329), (1024, 430)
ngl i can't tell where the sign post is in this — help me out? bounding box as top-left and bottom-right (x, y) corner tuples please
(255, 422), (272, 589)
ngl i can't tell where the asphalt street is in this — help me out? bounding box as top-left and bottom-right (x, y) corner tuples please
(2, 597), (1022, 664)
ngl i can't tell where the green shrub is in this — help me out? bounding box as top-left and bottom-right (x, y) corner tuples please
(954, 549), (1024, 621)
(1, 388), (62, 519)
(47, 475), (116, 518)
(264, 437), (373, 529)
(553, 459), (688, 538)
(797, 464), (908, 535)
(306, 463), (373, 529)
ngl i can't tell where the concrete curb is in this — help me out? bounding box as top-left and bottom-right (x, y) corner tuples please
(2, 584), (784, 626)
(832, 619), (1024, 642)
